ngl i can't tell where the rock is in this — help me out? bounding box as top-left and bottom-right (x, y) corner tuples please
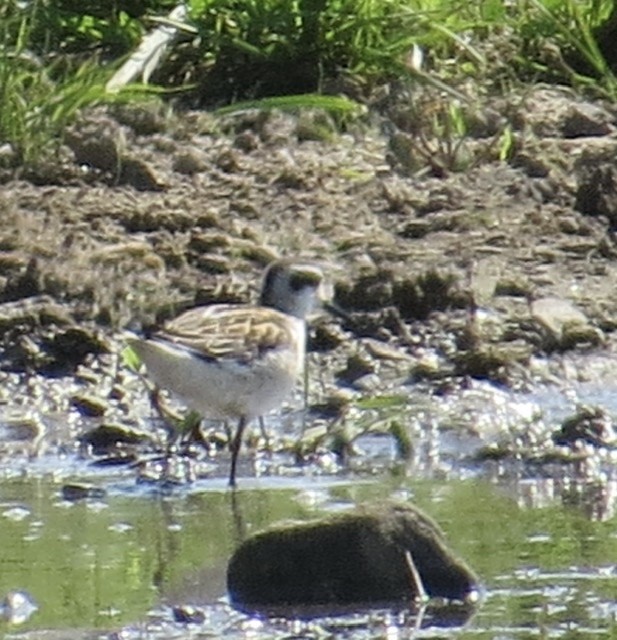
(453, 342), (532, 380)
(530, 297), (603, 351)
(194, 253), (232, 274)
(0, 415), (42, 443)
(61, 483), (106, 502)
(187, 231), (231, 253)
(172, 605), (206, 624)
(553, 405), (617, 448)
(91, 453), (138, 467)
(70, 393), (108, 418)
(335, 353), (375, 385)
(227, 501), (479, 612)
(531, 297), (584, 335)
(79, 423), (152, 454)
(511, 151), (551, 178)
(172, 147), (210, 174)
(561, 104), (614, 138)
(364, 338), (413, 363)
(47, 326), (109, 369)
(119, 156), (166, 191)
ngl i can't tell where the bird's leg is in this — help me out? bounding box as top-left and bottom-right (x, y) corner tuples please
(147, 385), (204, 454)
(222, 420), (233, 444)
(149, 386), (179, 452)
(258, 416), (271, 451)
(229, 416), (248, 488)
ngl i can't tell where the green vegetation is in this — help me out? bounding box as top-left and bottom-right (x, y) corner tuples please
(0, 1), (123, 165)
(1, 0), (616, 167)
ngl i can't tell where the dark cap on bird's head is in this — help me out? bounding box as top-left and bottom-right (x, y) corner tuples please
(259, 259), (323, 318)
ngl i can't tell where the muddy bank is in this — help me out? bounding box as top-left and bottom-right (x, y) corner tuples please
(1, 86), (617, 467)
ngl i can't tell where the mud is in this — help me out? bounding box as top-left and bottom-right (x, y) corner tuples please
(2, 85), (617, 462)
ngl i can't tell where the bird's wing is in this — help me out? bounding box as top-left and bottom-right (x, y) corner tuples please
(154, 305), (295, 363)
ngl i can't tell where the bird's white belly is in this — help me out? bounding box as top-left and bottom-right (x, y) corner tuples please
(132, 339), (303, 420)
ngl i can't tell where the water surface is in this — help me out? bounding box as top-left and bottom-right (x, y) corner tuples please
(0, 472), (615, 639)
(1, 379), (617, 638)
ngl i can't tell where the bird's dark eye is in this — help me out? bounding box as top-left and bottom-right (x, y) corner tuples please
(289, 270), (321, 291)
(289, 274), (305, 291)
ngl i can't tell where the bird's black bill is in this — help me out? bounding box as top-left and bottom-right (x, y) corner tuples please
(323, 301), (352, 321)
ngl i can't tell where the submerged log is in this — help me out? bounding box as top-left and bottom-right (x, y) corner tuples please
(227, 501), (479, 612)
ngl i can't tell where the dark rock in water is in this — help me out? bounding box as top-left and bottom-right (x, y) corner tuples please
(70, 393), (108, 418)
(61, 483), (106, 502)
(91, 453), (138, 467)
(227, 501), (479, 612)
(172, 604), (206, 624)
(335, 353), (375, 385)
(79, 423), (152, 454)
(553, 404), (617, 448)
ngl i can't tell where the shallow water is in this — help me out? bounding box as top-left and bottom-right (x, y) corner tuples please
(0, 473), (616, 638)
(1, 380), (617, 639)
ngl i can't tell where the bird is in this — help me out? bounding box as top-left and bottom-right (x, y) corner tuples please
(127, 258), (324, 487)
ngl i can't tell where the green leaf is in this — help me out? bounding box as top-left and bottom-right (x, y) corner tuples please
(121, 345), (142, 371)
(214, 93), (364, 116)
(498, 124), (514, 162)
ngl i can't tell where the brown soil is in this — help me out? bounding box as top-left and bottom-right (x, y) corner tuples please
(2, 85), (617, 459)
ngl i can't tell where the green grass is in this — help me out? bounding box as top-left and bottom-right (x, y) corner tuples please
(0, 56), (110, 166)
(181, 0), (617, 101)
(0, 2), (119, 165)
(524, 0), (617, 94)
(1, 0), (616, 167)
